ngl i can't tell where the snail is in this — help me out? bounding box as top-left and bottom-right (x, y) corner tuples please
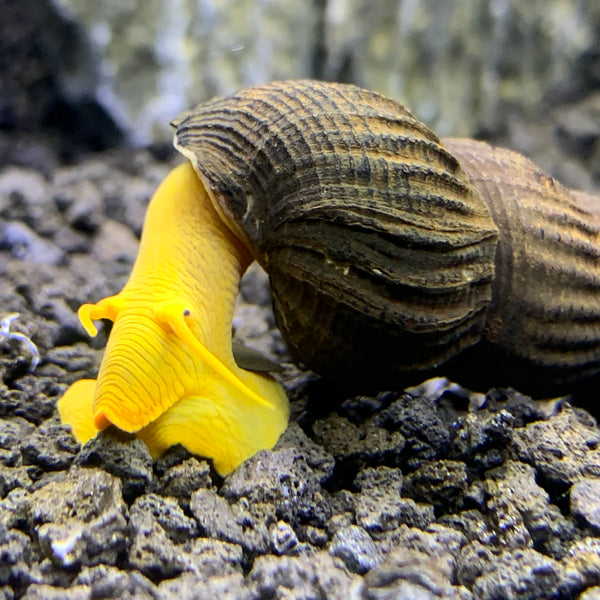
(58, 79), (600, 475)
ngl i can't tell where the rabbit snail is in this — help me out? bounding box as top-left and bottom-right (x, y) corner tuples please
(58, 79), (600, 475)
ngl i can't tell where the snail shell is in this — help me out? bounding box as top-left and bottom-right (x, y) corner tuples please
(444, 138), (600, 395)
(172, 80), (498, 387)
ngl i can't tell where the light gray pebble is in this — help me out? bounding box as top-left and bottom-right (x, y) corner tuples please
(0, 167), (48, 208)
(43, 343), (100, 377)
(511, 405), (600, 484)
(91, 219), (139, 264)
(61, 179), (103, 233)
(0, 167), (60, 237)
(303, 525), (329, 547)
(354, 492), (435, 538)
(0, 222), (64, 265)
(248, 552), (359, 600)
(0, 525), (33, 588)
(0, 417), (35, 466)
(456, 541), (495, 589)
(485, 461), (573, 556)
(190, 488), (245, 546)
(239, 262), (271, 306)
(229, 499), (275, 555)
(37, 504), (129, 569)
(159, 572), (251, 600)
(471, 548), (582, 600)
(270, 520), (300, 555)
(128, 517), (187, 579)
(74, 564), (160, 600)
(354, 466), (404, 496)
(438, 510), (497, 547)
(31, 467), (128, 568)
(184, 538), (244, 577)
(103, 174), (157, 236)
(50, 226), (90, 254)
(563, 537), (600, 590)
(0, 488), (32, 531)
(571, 478), (600, 531)
(130, 493), (198, 543)
(329, 525), (381, 574)
(37, 296), (82, 344)
(0, 465), (32, 500)
(20, 584), (91, 600)
(362, 547), (472, 600)
(379, 524), (466, 579)
(0, 438), (21, 467)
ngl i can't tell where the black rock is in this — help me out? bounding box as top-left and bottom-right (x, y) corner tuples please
(403, 460), (469, 513)
(221, 447), (331, 528)
(374, 394), (451, 469)
(74, 432), (154, 503)
(156, 456), (212, 511)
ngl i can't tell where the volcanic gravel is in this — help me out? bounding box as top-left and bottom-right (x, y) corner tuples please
(1, 150), (600, 600)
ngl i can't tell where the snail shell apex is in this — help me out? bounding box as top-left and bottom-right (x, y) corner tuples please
(173, 80), (498, 384)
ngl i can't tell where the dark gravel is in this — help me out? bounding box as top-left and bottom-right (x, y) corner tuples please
(1, 148), (600, 600)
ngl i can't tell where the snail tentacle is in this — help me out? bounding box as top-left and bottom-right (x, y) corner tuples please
(153, 298), (275, 409)
(78, 296), (126, 337)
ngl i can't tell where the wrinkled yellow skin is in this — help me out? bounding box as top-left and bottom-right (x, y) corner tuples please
(58, 163), (289, 475)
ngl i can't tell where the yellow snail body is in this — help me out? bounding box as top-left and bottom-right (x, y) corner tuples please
(59, 79), (600, 474)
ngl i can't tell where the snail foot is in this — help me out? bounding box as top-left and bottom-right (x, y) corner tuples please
(57, 379), (101, 445)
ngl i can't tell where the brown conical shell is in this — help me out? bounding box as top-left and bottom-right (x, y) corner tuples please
(444, 137), (600, 394)
(173, 80), (498, 386)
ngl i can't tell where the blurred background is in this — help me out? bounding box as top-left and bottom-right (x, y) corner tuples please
(1, 0), (599, 189)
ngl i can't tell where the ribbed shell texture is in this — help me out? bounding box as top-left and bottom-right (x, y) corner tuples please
(174, 80), (498, 385)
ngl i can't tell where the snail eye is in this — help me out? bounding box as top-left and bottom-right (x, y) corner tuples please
(183, 309), (191, 317)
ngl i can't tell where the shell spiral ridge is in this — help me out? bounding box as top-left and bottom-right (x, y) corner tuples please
(174, 80), (498, 384)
